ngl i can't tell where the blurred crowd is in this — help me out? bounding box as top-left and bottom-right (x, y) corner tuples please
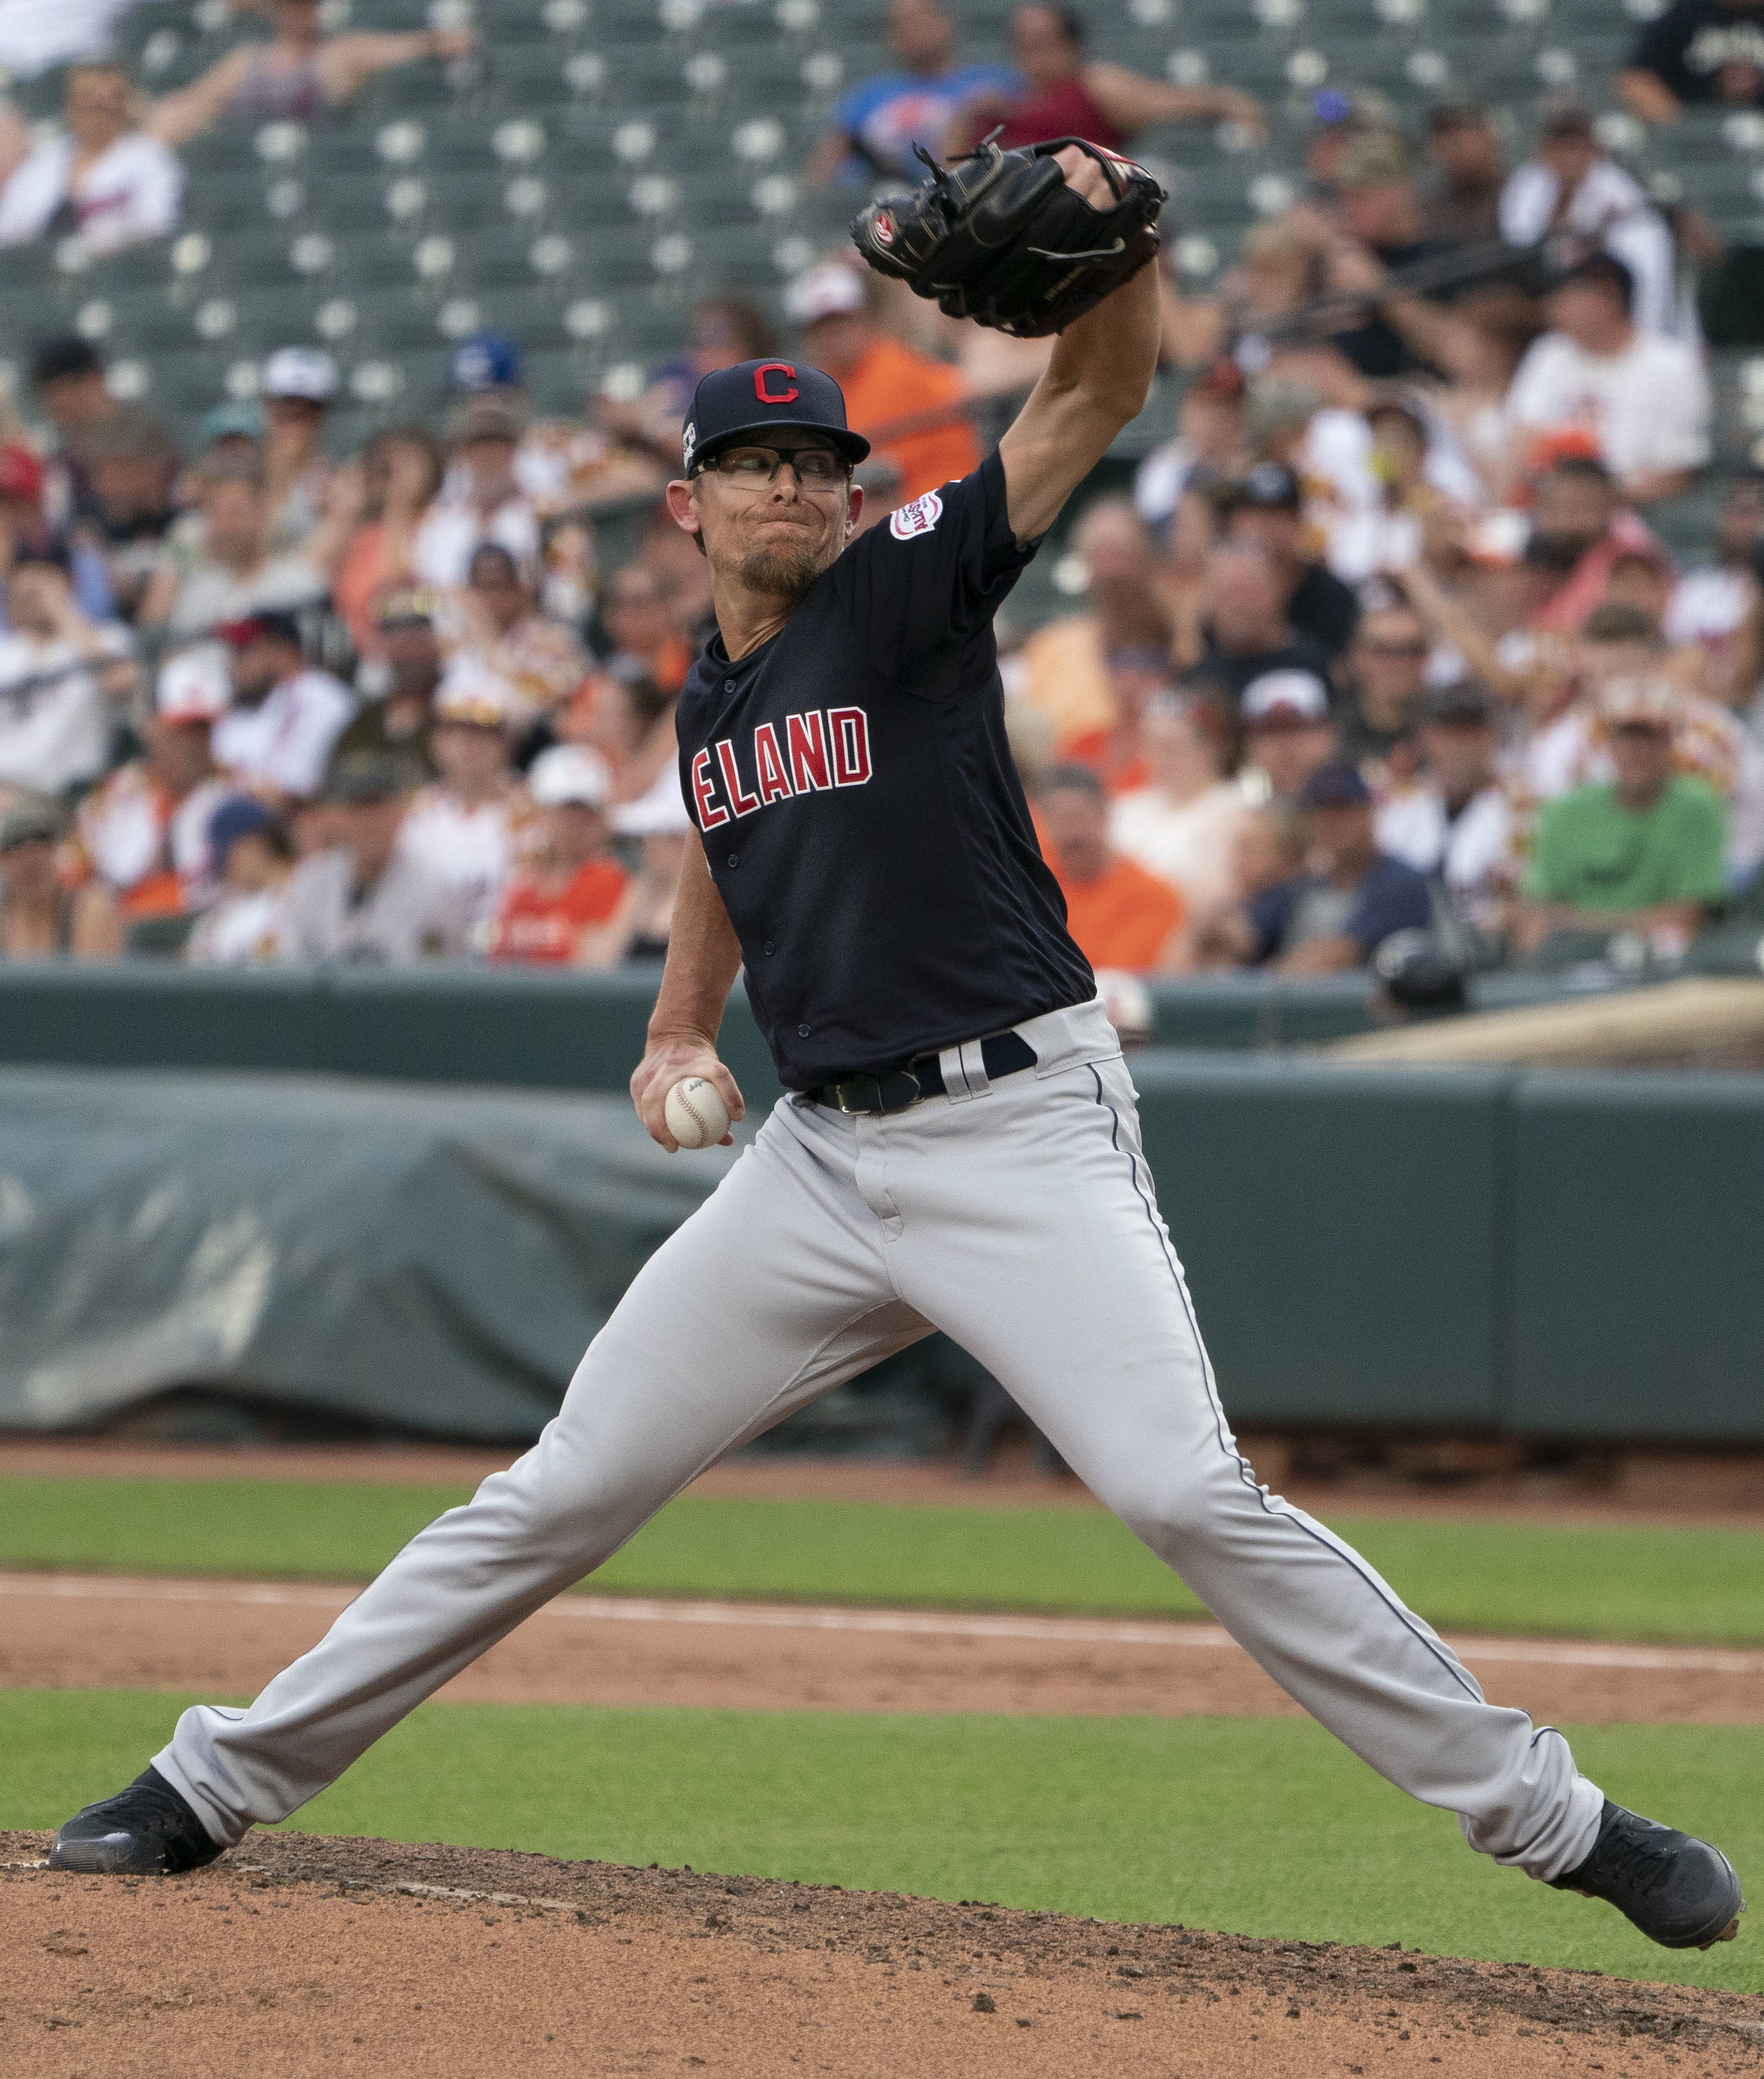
(2, 0), (1764, 986)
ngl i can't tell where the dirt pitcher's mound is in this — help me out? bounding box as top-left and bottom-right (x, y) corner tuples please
(3, 1832), (1760, 2078)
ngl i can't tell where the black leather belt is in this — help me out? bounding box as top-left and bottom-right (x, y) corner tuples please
(807, 1030), (1037, 1115)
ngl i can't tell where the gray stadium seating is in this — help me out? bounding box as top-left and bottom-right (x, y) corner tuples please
(1, 0), (1761, 574)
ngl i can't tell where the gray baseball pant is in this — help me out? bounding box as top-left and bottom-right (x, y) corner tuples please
(157, 997), (1605, 1882)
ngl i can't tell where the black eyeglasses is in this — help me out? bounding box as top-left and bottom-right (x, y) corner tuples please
(698, 445), (849, 488)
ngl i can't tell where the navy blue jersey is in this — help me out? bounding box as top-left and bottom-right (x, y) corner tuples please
(676, 452), (1094, 1089)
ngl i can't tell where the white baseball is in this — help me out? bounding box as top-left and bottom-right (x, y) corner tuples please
(664, 1076), (731, 1151)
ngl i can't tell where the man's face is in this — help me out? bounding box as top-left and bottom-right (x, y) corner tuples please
(603, 570), (671, 652)
(1349, 609), (1430, 722)
(468, 554), (527, 633)
(1715, 482), (1764, 563)
(1539, 136), (1599, 194)
(224, 831), (281, 895)
(1223, 504), (1303, 568)
(1307, 800), (1376, 874)
(432, 720), (508, 789)
(1075, 508), (1155, 596)
(1420, 718), (1493, 802)
(1430, 120), (1499, 184)
(146, 718), (214, 792)
(380, 622), (441, 699)
(90, 451), (173, 522)
(4, 563), (69, 636)
(345, 795), (405, 870)
(1145, 707), (1221, 792)
(673, 440), (860, 601)
(460, 435), (517, 501)
(265, 395), (326, 447)
(1040, 785), (1109, 882)
(1532, 474), (1615, 566)
(35, 369), (111, 436)
(1011, 5), (1078, 85)
(65, 69), (131, 151)
(1246, 717), (1334, 799)
(1609, 719), (1675, 796)
(203, 480), (267, 562)
(1177, 394), (1242, 464)
(1336, 180), (1414, 248)
(547, 800), (609, 865)
(1578, 637), (1661, 695)
(1543, 280), (1620, 350)
(1204, 551), (1285, 649)
(887, 0), (953, 69)
(231, 636), (297, 703)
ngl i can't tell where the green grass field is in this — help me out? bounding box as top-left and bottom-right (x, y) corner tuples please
(2, 1474), (1762, 1643)
(4, 1689), (1757, 1994)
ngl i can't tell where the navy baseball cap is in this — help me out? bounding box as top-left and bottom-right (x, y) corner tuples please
(207, 794), (277, 864)
(682, 358), (870, 476)
(1299, 762), (1373, 810)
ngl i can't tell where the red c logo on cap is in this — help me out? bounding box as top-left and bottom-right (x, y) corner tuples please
(753, 361), (799, 404)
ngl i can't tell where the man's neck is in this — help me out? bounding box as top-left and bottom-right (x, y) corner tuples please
(1618, 776), (1669, 814)
(713, 583), (808, 663)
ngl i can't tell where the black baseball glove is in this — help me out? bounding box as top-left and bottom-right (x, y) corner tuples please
(849, 136), (1167, 339)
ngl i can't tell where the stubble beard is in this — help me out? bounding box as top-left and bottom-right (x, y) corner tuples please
(734, 536), (828, 600)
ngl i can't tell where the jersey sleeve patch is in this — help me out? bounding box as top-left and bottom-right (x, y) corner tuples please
(888, 489), (944, 541)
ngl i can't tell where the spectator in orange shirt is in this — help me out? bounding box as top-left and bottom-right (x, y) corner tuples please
(488, 745), (627, 966)
(1040, 764), (1189, 974)
(785, 263), (979, 505)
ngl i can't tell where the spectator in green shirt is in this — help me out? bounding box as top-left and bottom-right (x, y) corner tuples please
(1515, 676), (1728, 960)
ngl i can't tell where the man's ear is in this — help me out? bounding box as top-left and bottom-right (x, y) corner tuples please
(845, 482), (864, 540)
(664, 478), (703, 541)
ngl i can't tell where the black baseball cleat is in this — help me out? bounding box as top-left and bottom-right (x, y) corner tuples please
(49, 1766), (224, 1876)
(1550, 1799), (1744, 1950)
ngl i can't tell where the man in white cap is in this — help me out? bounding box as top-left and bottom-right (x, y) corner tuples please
(72, 646), (234, 915)
(488, 743), (629, 965)
(395, 658), (535, 931)
(260, 346), (338, 549)
(1238, 668), (1338, 808)
(785, 261), (978, 504)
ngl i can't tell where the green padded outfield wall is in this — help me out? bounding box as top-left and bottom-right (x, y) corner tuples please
(1507, 1071), (1764, 1440)
(0, 965), (1381, 1092)
(1, 1046), (1758, 1443)
(1129, 1056), (1513, 1428)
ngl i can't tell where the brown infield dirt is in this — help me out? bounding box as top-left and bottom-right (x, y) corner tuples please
(7, 1572), (1764, 1725)
(3, 1832), (1762, 2079)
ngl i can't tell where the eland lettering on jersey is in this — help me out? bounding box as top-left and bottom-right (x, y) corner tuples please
(689, 705), (872, 829)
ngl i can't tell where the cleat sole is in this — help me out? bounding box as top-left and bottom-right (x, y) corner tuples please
(49, 1831), (165, 1876)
